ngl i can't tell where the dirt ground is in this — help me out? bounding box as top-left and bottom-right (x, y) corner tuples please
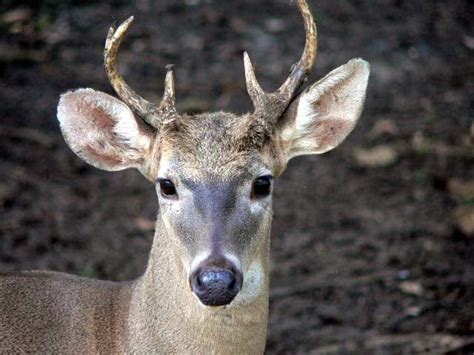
(0, 0), (473, 353)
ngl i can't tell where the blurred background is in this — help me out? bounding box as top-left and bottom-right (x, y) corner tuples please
(0, 0), (473, 353)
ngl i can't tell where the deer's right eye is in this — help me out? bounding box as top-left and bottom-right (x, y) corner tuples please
(158, 179), (177, 197)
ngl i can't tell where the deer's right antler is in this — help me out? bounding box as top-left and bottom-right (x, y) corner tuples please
(244, 0), (318, 124)
(104, 16), (177, 129)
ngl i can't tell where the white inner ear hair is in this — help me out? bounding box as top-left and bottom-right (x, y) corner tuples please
(112, 104), (147, 148)
(70, 88), (148, 151)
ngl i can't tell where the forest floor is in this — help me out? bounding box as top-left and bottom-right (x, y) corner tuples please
(0, 0), (473, 353)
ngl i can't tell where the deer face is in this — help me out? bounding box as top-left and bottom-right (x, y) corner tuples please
(57, 0), (370, 307)
(155, 113), (276, 306)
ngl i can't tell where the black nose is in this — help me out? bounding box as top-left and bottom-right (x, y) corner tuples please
(191, 268), (242, 306)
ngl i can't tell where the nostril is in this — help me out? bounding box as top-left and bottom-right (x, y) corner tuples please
(228, 275), (236, 292)
(196, 274), (203, 288)
(191, 271), (205, 294)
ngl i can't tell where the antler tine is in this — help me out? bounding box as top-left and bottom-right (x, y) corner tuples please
(277, 0), (317, 100)
(243, 52), (267, 111)
(104, 16), (177, 129)
(244, 0), (317, 121)
(158, 64), (178, 123)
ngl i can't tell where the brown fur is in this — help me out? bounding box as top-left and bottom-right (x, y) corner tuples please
(158, 112), (276, 180)
(0, 271), (130, 353)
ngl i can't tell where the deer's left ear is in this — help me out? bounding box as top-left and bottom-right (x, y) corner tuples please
(277, 58), (370, 161)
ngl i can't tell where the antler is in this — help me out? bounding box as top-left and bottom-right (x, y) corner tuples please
(244, 0), (317, 122)
(104, 16), (177, 129)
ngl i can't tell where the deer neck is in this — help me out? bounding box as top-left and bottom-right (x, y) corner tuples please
(124, 211), (271, 353)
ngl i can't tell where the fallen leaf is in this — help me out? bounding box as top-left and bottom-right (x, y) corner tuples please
(412, 131), (430, 153)
(370, 119), (399, 138)
(405, 306), (422, 317)
(448, 179), (474, 202)
(463, 35), (474, 50)
(412, 131), (472, 157)
(1, 8), (32, 24)
(399, 281), (424, 297)
(353, 145), (398, 168)
(452, 206), (474, 237)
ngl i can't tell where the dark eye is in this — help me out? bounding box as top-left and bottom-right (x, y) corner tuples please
(158, 178), (177, 197)
(251, 175), (273, 199)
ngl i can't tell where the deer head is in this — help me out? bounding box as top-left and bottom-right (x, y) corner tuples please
(57, 0), (369, 307)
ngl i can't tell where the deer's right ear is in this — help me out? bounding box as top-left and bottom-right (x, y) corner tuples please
(57, 88), (155, 174)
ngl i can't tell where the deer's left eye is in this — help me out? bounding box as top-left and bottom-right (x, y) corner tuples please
(251, 175), (273, 199)
(158, 178), (177, 197)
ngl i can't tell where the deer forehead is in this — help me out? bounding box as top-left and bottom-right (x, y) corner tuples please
(156, 112), (277, 181)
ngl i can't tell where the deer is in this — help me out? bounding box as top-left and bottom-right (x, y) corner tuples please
(0, 0), (369, 353)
